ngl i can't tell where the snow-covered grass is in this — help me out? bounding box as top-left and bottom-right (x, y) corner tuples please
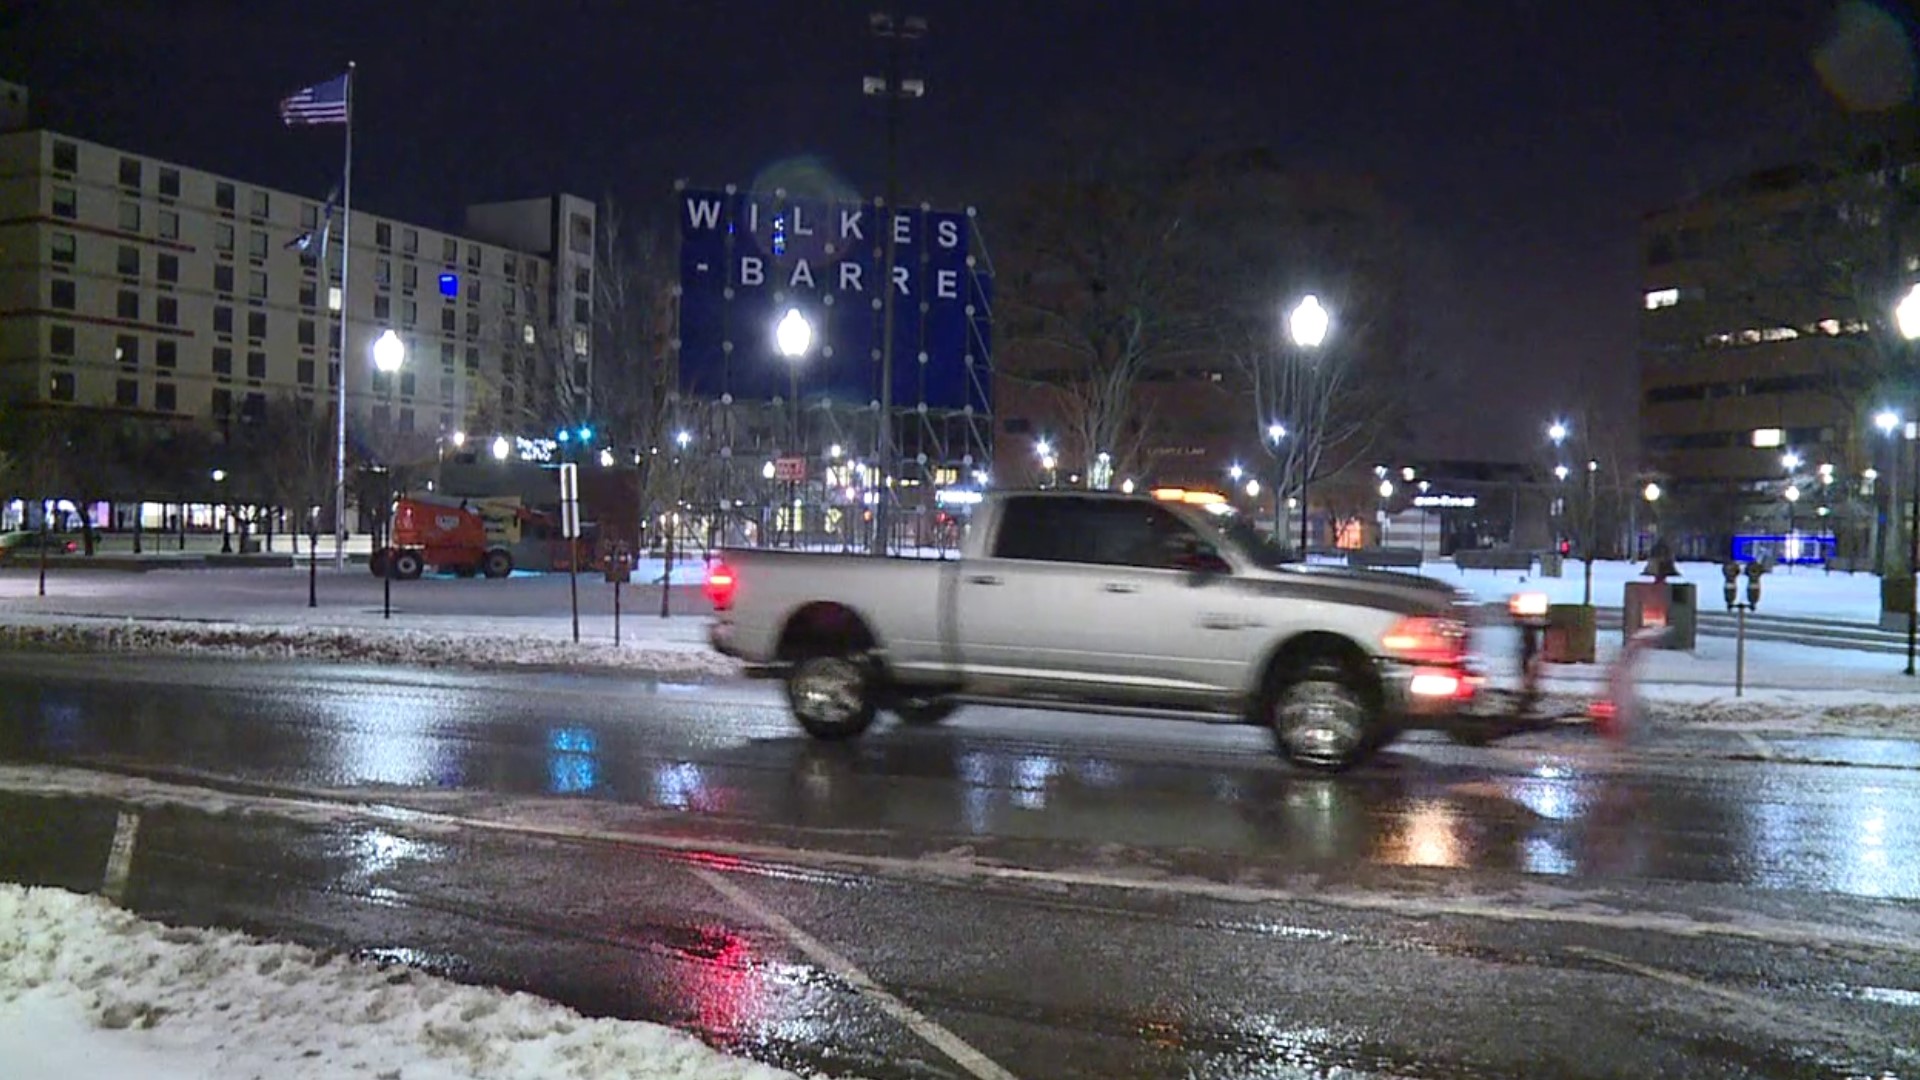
(0, 614), (743, 679)
(0, 884), (813, 1080)
(1421, 559), (1895, 624)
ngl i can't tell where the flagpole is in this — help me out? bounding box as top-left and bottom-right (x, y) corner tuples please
(333, 61), (355, 570)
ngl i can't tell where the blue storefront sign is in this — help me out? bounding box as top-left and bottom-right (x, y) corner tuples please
(675, 186), (992, 413)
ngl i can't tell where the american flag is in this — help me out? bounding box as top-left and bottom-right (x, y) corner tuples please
(279, 73), (349, 126)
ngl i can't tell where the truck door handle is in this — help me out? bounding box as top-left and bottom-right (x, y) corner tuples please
(1102, 581), (1140, 594)
(967, 574), (1003, 586)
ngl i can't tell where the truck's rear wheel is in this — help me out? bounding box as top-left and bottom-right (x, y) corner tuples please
(786, 655), (877, 740)
(391, 549), (424, 580)
(1262, 648), (1384, 772)
(481, 549), (513, 579)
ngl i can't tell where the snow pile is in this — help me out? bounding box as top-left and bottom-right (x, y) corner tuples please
(0, 617), (743, 679)
(0, 884), (813, 1080)
(1422, 559), (1891, 624)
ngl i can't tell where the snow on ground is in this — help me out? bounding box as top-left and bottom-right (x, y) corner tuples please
(0, 612), (743, 679)
(0, 884), (815, 1080)
(1415, 558), (1896, 624)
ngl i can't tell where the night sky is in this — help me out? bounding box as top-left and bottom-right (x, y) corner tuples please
(2, 1), (1870, 460)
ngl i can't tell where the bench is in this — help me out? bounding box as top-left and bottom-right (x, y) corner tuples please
(1347, 547), (1423, 569)
(1454, 549), (1535, 573)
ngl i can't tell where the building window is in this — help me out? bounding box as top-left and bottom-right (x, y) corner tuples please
(51, 232), (76, 264)
(213, 388), (233, 420)
(467, 245), (482, 270)
(215, 265), (235, 294)
(117, 290), (140, 320)
(466, 346), (480, 372)
(52, 140), (78, 172)
(242, 393), (266, 424)
(374, 295), (391, 320)
(216, 182), (235, 211)
(1751, 428), (1785, 448)
(372, 371), (391, 397)
(300, 203), (319, 229)
(248, 231), (268, 259)
(573, 327), (589, 356)
(118, 157), (142, 189)
(299, 281), (317, 309)
(118, 202), (141, 232)
(298, 319), (316, 346)
(158, 168), (180, 198)
(441, 307), (457, 333)
(328, 285), (342, 312)
(468, 281), (482, 305)
(213, 348), (233, 376)
(216, 223), (234, 252)
(328, 358), (340, 388)
(50, 325), (75, 355)
(440, 374), (455, 399)
(117, 245), (140, 277)
(400, 371), (416, 397)
(155, 383), (176, 412)
(52, 186), (77, 218)
(158, 209), (179, 239)
(574, 296), (590, 323)
(249, 270), (268, 299)
(51, 279), (77, 310)
(1644, 287), (1680, 310)
(402, 227), (418, 254)
(402, 263), (418, 291)
(525, 262), (538, 285)
(115, 378), (139, 408)
(298, 358), (316, 385)
(375, 258), (391, 286)
(247, 351), (267, 379)
(214, 307), (234, 335)
(247, 311), (267, 339)
(157, 297), (178, 326)
(157, 253), (179, 283)
(569, 213), (592, 255)
(574, 267), (591, 293)
(442, 237), (458, 263)
(522, 323), (535, 345)
(249, 190), (269, 218)
(398, 408), (415, 433)
(465, 313), (479, 337)
(504, 289), (516, 314)
(50, 371), (76, 402)
(116, 335), (139, 366)
(156, 340), (176, 369)
(376, 222), (392, 249)
(504, 256), (518, 281)
(401, 299), (417, 326)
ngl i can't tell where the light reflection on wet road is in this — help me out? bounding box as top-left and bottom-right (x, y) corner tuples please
(1, 654), (1917, 1078)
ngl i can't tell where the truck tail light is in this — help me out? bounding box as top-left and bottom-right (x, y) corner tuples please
(703, 561), (738, 611)
(1382, 616), (1468, 664)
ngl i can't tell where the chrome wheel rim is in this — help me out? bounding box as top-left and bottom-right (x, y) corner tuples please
(1274, 679), (1366, 766)
(793, 659), (865, 727)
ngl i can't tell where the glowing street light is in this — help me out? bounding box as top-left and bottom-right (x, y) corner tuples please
(372, 328), (405, 374)
(1035, 439), (1052, 459)
(1643, 482), (1662, 503)
(1554, 464), (1570, 481)
(1548, 420), (1569, 446)
(449, 430), (467, 448)
(762, 461), (777, 480)
(1246, 478), (1261, 498)
(1288, 294), (1330, 348)
(491, 435), (511, 461)
(1229, 463), (1244, 481)
(1378, 480), (1395, 499)
(1267, 422), (1286, 443)
(1781, 451), (1803, 471)
(1785, 484), (1801, 503)
(1877, 409), (1902, 435)
(676, 430), (692, 449)
(775, 308), (814, 359)
(598, 448), (615, 468)
(1896, 282), (1920, 342)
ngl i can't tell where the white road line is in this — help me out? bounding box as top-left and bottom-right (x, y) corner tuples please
(8, 763), (1920, 959)
(1565, 946), (1888, 1050)
(101, 810), (140, 902)
(692, 866), (1020, 1080)
(1736, 731), (1776, 759)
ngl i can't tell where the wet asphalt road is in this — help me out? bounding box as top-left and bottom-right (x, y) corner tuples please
(1, 654), (1917, 1079)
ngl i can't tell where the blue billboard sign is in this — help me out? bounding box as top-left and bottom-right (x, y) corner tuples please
(676, 187), (991, 413)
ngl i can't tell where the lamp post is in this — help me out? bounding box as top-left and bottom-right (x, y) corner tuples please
(775, 308), (813, 548)
(371, 330), (405, 620)
(1583, 458), (1598, 605)
(1266, 422), (1287, 540)
(1377, 478), (1394, 546)
(1288, 295), (1330, 557)
(1894, 282), (1920, 674)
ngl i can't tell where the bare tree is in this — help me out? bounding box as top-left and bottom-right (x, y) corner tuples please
(249, 396), (339, 605)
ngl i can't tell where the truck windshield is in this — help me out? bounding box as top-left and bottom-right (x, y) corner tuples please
(1215, 515), (1293, 568)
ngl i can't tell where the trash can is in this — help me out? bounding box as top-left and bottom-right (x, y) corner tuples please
(1539, 551), (1564, 578)
(1542, 603), (1596, 663)
(1623, 580), (1696, 650)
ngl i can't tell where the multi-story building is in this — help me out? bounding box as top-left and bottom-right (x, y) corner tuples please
(1639, 141), (1919, 551)
(0, 83), (593, 511)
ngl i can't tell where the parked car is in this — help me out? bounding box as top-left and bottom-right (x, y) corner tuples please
(0, 530), (80, 561)
(706, 490), (1480, 770)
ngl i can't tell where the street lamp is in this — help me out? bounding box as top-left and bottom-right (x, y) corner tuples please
(491, 435), (511, 462)
(1896, 284), (1920, 675)
(1265, 423), (1288, 541)
(450, 430), (467, 449)
(774, 308), (812, 460)
(1643, 482), (1662, 503)
(1229, 463), (1244, 482)
(372, 328), (405, 374)
(1548, 420), (1569, 447)
(1554, 464), (1570, 481)
(1781, 450), (1803, 472)
(1287, 295), (1330, 556)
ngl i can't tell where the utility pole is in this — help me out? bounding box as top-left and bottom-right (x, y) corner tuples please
(864, 11), (926, 557)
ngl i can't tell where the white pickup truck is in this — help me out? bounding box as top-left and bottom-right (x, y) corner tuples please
(706, 490), (1481, 770)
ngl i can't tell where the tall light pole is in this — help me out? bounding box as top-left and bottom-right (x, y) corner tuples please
(865, 12), (927, 558)
(1288, 294), (1330, 557)
(1894, 282), (1920, 674)
(776, 309), (813, 547)
(1266, 423), (1287, 540)
(371, 329), (405, 620)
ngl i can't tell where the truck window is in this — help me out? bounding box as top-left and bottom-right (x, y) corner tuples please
(993, 497), (1219, 570)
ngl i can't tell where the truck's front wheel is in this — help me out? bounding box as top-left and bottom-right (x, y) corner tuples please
(1262, 650), (1383, 772)
(786, 655), (878, 740)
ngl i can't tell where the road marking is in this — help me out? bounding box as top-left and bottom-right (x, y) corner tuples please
(8, 763), (1920, 960)
(692, 866), (1020, 1080)
(1736, 731), (1776, 759)
(1566, 946), (1893, 1050)
(101, 810), (140, 902)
